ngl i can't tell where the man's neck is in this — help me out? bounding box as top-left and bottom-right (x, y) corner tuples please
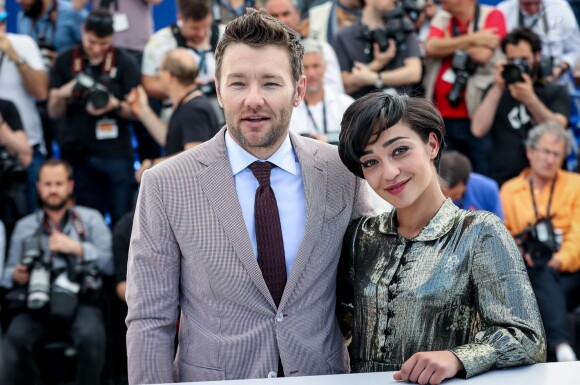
(361, 7), (384, 29)
(453, 1), (476, 25)
(530, 172), (554, 192)
(304, 89), (324, 105)
(45, 206), (68, 226)
(170, 84), (199, 108)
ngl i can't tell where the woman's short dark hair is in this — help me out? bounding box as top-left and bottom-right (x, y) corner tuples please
(338, 92), (446, 179)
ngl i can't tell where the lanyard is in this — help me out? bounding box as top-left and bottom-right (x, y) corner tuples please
(452, 3), (480, 36)
(190, 48), (208, 75)
(518, 5), (549, 34)
(174, 87), (201, 113)
(529, 174), (557, 220)
(304, 99), (327, 134)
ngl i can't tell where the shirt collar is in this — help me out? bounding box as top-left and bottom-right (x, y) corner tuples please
(225, 129), (298, 176)
(379, 198), (457, 241)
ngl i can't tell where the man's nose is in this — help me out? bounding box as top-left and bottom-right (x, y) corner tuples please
(245, 83), (265, 109)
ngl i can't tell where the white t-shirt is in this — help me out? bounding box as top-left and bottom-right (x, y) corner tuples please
(0, 33), (46, 150)
(141, 25), (216, 85)
(289, 91), (354, 140)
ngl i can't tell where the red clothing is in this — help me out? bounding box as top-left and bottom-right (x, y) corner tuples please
(428, 9), (506, 119)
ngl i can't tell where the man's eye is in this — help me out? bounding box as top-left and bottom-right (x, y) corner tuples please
(264, 82), (279, 87)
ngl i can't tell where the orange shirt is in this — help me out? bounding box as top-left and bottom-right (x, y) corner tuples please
(500, 169), (580, 273)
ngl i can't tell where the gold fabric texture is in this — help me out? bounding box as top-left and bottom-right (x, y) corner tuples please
(337, 199), (546, 378)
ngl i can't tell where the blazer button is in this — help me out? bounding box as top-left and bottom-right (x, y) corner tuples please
(380, 346), (387, 353)
(267, 371), (277, 378)
(276, 313), (284, 323)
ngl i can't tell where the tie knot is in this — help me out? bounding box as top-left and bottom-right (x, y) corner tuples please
(249, 161), (274, 187)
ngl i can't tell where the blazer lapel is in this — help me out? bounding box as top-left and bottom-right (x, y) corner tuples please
(196, 129), (275, 307)
(280, 134), (327, 308)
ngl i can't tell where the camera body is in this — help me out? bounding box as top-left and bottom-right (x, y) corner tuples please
(446, 50), (477, 107)
(502, 58), (531, 84)
(515, 216), (560, 267)
(20, 237), (52, 310)
(365, 8), (415, 54)
(71, 73), (111, 109)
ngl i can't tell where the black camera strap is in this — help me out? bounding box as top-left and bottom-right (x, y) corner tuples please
(170, 22), (219, 76)
(304, 98), (327, 134)
(452, 2), (480, 37)
(518, 4), (549, 34)
(529, 174), (557, 220)
(72, 46), (117, 86)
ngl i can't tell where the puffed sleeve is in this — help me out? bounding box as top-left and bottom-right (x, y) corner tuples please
(450, 213), (546, 377)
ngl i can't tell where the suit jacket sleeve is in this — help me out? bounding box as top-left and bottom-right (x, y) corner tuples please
(126, 169), (181, 384)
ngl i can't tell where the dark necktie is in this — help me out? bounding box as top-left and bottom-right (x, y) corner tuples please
(248, 161), (287, 307)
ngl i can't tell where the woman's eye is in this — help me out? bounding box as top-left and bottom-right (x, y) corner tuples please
(361, 159), (378, 168)
(393, 146), (409, 156)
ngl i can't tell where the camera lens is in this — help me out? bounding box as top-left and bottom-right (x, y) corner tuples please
(90, 89), (110, 110)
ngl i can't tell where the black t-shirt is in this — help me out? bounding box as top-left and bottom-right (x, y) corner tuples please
(333, 20), (422, 99)
(50, 46), (140, 159)
(112, 210), (134, 285)
(0, 99), (24, 132)
(489, 82), (570, 186)
(166, 95), (220, 156)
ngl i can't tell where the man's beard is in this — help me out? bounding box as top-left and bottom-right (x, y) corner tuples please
(42, 195), (70, 211)
(23, 0), (45, 20)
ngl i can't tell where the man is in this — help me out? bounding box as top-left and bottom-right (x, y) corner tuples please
(497, 0), (580, 82)
(265, 0), (344, 93)
(439, 150), (504, 219)
(0, 158), (113, 385)
(424, 0), (506, 176)
(333, 0), (422, 99)
(126, 10), (371, 383)
(142, 0), (217, 100)
(289, 38), (353, 143)
(16, 0), (87, 58)
(48, 8), (140, 225)
(472, 28), (569, 186)
(0, 5), (48, 212)
(500, 121), (580, 362)
(127, 48), (220, 181)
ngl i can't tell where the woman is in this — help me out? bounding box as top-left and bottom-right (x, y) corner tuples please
(337, 93), (545, 385)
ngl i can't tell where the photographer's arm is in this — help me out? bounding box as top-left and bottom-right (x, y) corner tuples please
(0, 113), (32, 167)
(48, 79), (76, 119)
(2, 221), (29, 289)
(426, 29), (499, 59)
(471, 84), (503, 137)
(126, 86), (167, 146)
(378, 57), (422, 87)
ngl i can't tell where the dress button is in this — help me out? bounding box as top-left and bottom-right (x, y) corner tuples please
(384, 328), (391, 336)
(387, 309), (395, 318)
(276, 313), (284, 323)
(267, 371), (277, 378)
(388, 291), (396, 300)
(380, 346), (387, 353)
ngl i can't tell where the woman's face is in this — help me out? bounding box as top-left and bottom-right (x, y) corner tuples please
(359, 121), (440, 210)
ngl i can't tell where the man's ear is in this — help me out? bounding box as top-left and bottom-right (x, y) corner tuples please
(215, 79), (223, 108)
(293, 75), (306, 107)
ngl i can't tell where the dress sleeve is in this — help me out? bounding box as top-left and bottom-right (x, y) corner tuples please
(449, 213), (546, 378)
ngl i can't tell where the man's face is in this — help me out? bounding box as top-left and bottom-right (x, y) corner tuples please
(17, 0), (44, 19)
(216, 43), (305, 157)
(181, 16), (212, 47)
(526, 133), (567, 182)
(505, 40), (538, 67)
(304, 51), (326, 95)
(441, 182), (466, 202)
(440, 0), (467, 15)
(369, 0), (395, 14)
(82, 30), (113, 61)
(37, 165), (73, 211)
(520, 0), (542, 16)
(265, 0), (301, 32)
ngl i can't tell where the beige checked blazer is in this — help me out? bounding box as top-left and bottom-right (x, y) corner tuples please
(126, 128), (372, 384)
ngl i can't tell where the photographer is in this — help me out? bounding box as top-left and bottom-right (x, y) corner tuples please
(47, 8), (139, 225)
(500, 122), (580, 362)
(0, 158), (112, 385)
(472, 28), (569, 186)
(332, 0), (422, 99)
(424, 0), (506, 176)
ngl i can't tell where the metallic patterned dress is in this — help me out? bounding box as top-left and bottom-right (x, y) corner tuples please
(337, 199), (546, 378)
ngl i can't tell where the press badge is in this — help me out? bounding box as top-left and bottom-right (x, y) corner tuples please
(96, 119), (119, 140)
(113, 13), (129, 33)
(442, 68), (456, 84)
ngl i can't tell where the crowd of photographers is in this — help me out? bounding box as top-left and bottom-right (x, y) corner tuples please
(1, 0), (580, 383)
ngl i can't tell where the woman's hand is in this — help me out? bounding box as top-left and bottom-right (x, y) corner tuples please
(393, 350), (464, 385)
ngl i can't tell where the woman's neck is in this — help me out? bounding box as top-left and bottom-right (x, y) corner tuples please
(396, 178), (446, 239)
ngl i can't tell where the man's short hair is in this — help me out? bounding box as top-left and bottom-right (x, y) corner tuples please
(161, 48), (199, 86)
(84, 8), (115, 38)
(501, 27), (542, 54)
(178, 0), (212, 21)
(214, 9), (304, 84)
(301, 38), (324, 58)
(439, 151), (472, 188)
(38, 158), (74, 181)
(525, 120), (572, 155)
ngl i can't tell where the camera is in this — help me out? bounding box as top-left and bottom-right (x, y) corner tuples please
(71, 73), (110, 109)
(401, 0), (424, 22)
(0, 145), (25, 176)
(20, 237), (52, 310)
(446, 50), (477, 107)
(36, 37), (56, 70)
(514, 216), (560, 267)
(502, 58), (530, 84)
(365, 8), (415, 54)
